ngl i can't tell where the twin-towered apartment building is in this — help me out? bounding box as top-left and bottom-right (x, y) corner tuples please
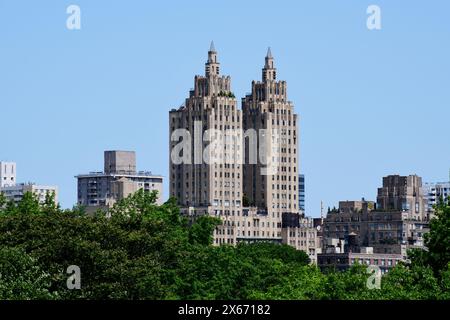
(168, 42), (315, 256)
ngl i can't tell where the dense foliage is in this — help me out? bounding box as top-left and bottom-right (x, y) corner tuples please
(0, 191), (449, 300)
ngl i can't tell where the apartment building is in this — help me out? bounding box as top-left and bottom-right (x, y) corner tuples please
(242, 47), (299, 241)
(1, 161), (58, 205)
(318, 238), (404, 273)
(169, 44), (314, 250)
(76, 151), (163, 211)
(322, 175), (430, 261)
(1, 183), (58, 204)
(282, 213), (322, 263)
(424, 180), (450, 213)
(169, 42), (243, 245)
(377, 174), (427, 221)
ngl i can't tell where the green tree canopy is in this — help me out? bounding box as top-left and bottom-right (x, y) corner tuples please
(0, 189), (449, 300)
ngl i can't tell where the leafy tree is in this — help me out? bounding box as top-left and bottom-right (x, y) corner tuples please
(3, 199), (18, 215)
(17, 192), (41, 215)
(321, 264), (375, 300)
(0, 247), (55, 300)
(0, 192), (6, 210)
(42, 191), (60, 214)
(188, 215), (221, 246)
(373, 264), (441, 300)
(440, 263), (450, 299)
(247, 265), (326, 300)
(235, 242), (309, 265)
(423, 198), (450, 274)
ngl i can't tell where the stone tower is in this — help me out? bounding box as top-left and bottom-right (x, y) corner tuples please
(242, 48), (300, 240)
(169, 42), (242, 245)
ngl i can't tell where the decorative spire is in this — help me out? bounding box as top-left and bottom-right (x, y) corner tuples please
(209, 40), (216, 52)
(263, 47), (276, 81)
(266, 46), (272, 59)
(206, 41), (219, 76)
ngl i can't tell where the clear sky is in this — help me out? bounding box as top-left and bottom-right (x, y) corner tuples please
(1, 0), (449, 216)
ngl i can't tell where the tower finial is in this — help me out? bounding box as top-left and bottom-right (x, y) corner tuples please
(266, 46), (272, 59)
(210, 41), (216, 52)
(206, 41), (219, 76)
(263, 47), (276, 80)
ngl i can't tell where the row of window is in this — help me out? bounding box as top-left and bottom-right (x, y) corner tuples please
(272, 175), (297, 182)
(217, 220), (281, 228)
(272, 203), (297, 210)
(289, 240), (314, 247)
(213, 199), (241, 207)
(350, 258), (399, 267)
(288, 231), (316, 238)
(271, 193), (297, 200)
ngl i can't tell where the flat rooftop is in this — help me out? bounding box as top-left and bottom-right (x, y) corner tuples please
(75, 171), (163, 179)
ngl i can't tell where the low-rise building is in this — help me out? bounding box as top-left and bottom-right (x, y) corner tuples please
(318, 238), (404, 273)
(282, 213), (322, 264)
(182, 206), (280, 246)
(318, 250), (403, 273)
(183, 206), (323, 264)
(322, 175), (429, 268)
(1, 161), (57, 205)
(1, 183), (58, 204)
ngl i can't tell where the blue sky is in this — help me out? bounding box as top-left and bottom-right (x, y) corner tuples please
(1, 0), (449, 216)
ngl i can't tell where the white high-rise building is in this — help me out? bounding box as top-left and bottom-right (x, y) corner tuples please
(424, 180), (450, 212)
(0, 161), (16, 188)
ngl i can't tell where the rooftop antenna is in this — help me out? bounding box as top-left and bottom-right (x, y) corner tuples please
(320, 200), (324, 222)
